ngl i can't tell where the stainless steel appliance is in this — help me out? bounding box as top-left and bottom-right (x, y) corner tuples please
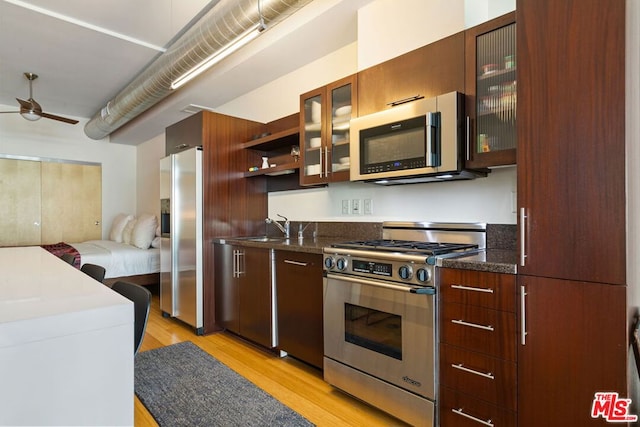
(349, 91), (486, 184)
(159, 147), (204, 334)
(323, 222), (486, 427)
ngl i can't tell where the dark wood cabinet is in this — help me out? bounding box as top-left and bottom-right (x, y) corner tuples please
(299, 74), (356, 186)
(516, 0), (627, 425)
(517, 276), (626, 426)
(357, 32), (464, 117)
(214, 243), (273, 348)
(516, 0), (625, 285)
(465, 12), (516, 169)
(274, 250), (323, 368)
(165, 112), (203, 155)
(166, 111), (267, 334)
(439, 268), (517, 426)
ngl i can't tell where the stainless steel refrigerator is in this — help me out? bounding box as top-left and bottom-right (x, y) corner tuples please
(159, 147), (204, 334)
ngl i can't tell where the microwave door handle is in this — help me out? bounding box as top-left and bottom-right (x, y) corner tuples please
(426, 112), (441, 167)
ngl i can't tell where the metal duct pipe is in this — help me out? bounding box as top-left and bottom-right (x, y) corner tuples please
(84, 0), (312, 140)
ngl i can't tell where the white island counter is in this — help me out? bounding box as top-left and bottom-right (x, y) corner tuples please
(0, 246), (134, 426)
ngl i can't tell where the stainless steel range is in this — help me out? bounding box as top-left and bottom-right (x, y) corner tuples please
(323, 222), (486, 427)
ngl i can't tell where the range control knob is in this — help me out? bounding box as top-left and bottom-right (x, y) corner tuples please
(324, 257), (335, 270)
(416, 268), (431, 283)
(336, 257), (348, 271)
(398, 265), (413, 280)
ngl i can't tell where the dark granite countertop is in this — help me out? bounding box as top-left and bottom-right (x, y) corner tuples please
(215, 238), (518, 274)
(213, 236), (339, 255)
(438, 249), (518, 274)
(214, 222), (518, 274)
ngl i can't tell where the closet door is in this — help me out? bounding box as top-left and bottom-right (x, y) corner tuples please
(41, 162), (102, 244)
(0, 158), (42, 246)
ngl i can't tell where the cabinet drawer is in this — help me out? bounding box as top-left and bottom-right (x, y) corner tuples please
(440, 303), (517, 361)
(440, 344), (516, 410)
(275, 250), (323, 368)
(440, 387), (516, 427)
(439, 268), (516, 312)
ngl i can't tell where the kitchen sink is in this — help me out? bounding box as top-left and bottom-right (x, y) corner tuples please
(234, 236), (286, 242)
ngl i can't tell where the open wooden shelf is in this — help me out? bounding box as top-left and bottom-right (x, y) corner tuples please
(242, 126), (299, 151)
(244, 162), (300, 177)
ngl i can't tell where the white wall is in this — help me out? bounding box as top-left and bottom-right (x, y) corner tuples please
(136, 133), (166, 220)
(269, 167), (516, 223)
(357, 0), (466, 70)
(220, 43), (358, 123)
(0, 110), (137, 238)
(627, 0), (640, 408)
(465, 0), (516, 28)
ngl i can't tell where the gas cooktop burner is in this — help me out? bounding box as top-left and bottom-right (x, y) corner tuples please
(331, 239), (479, 256)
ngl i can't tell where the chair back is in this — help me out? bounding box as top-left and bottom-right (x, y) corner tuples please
(61, 253), (76, 265)
(111, 281), (152, 355)
(81, 263), (106, 283)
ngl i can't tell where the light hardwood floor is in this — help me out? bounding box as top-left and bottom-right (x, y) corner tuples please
(134, 288), (409, 427)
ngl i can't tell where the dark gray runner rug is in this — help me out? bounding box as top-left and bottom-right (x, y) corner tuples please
(135, 341), (314, 426)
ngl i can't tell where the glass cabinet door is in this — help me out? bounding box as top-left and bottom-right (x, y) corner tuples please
(300, 74), (356, 186)
(328, 75), (356, 181)
(466, 14), (516, 168)
(301, 90), (324, 184)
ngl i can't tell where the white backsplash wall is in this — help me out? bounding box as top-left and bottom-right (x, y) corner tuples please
(268, 166), (517, 224)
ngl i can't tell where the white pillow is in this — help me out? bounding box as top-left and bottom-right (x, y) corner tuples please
(109, 213), (133, 242)
(151, 236), (161, 248)
(132, 214), (158, 249)
(122, 219), (136, 245)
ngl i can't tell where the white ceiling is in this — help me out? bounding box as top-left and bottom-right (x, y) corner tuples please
(0, 0), (370, 145)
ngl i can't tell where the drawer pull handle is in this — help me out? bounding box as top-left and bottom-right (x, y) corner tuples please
(451, 319), (494, 331)
(521, 285), (528, 345)
(452, 408), (494, 427)
(387, 95), (424, 106)
(284, 260), (308, 267)
(452, 363), (495, 380)
(451, 284), (494, 293)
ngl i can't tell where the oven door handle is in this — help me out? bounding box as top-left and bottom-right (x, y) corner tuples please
(326, 273), (435, 295)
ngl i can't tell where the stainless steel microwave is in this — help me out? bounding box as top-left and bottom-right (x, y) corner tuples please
(349, 91), (485, 184)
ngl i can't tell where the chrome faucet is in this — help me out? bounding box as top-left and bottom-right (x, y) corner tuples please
(298, 222), (313, 240)
(265, 214), (290, 239)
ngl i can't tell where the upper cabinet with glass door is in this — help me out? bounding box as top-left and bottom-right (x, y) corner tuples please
(300, 75), (357, 186)
(465, 12), (516, 169)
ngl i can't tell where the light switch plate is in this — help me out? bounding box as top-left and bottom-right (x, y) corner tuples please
(351, 199), (361, 215)
(341, 199), (350, 215)
(363, 198), (373, 215)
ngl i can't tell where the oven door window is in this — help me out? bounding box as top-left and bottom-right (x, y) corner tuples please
(344, 303), (402, 360)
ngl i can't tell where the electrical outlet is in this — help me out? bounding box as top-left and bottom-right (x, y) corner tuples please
(351, 199), (362, 215)
(363, 198), (373, 215)
(341, 199), (350, 215)
(511, 191), (517, 214)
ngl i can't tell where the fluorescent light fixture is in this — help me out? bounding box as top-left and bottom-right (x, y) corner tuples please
(171, 22), (265, 90)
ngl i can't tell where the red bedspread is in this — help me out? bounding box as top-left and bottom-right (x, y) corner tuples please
(41, 242), (81, 268)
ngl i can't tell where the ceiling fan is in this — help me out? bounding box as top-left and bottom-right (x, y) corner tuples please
(0, 72), (78, 125)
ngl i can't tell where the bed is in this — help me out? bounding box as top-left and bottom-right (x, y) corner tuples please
(41, 213), (161, 287)
(74, 240), (159, 286)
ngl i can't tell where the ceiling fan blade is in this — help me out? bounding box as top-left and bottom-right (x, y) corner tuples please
(16, 98), (34, 110)
(0, 111), (20, 114)
(39, 112), (79, 125)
